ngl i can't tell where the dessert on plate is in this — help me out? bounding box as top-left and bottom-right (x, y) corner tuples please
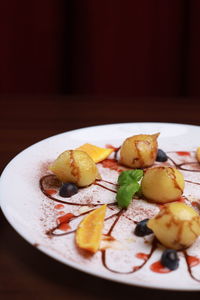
(39, 133), (200, 283)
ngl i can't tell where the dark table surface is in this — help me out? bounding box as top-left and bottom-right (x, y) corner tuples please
(0, 95), (200, 300)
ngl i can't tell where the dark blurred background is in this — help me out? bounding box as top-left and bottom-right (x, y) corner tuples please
(1, 0), (200, 97)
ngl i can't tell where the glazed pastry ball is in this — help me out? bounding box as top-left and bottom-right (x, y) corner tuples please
(49, 150), (99, 187)
(147, 202), (200, 250)
(119, 133), (159, 168)
(141, 166), (184, 203)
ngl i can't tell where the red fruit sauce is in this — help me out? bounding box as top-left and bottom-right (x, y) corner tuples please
(135, 253), (149, 261)
(150, 261), (171, 274)
(102, 159), (122, 172)
(105, 144), (119, 151)
(45, 189), (57, 195)
(54, 204), (65, 210)
(176, 151), (190, 156)
(56, 213), (74, 232)
(186, 255), (200, 267)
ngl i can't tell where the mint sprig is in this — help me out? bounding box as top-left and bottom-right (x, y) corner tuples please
(116, 169), (143, 208)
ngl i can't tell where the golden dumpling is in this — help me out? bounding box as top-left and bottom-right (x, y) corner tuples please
(148, 202), (200, 250)
(119, 133), (159, 168)
(141, 166), (184, 203)
(50, 150), (99, 187)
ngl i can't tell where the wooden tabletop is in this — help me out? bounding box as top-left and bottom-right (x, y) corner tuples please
(0, 95), (200, 299)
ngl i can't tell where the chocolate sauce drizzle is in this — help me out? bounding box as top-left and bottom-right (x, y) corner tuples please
(101, 209), (157, 274)
(46, 209), (121, 237)
(40, 150), (200, 283)
(46, 209), (93, 237)
(183, 250), (200, 283)
(40, 175), (117, 207)
(94, 181), (117, 193)
(167, 154), (200, 173)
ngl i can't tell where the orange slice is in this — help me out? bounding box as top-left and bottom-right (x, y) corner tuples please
(76, 143), (113, 163)
(196, 147), (200, 163)
(75, 204), (107, 253)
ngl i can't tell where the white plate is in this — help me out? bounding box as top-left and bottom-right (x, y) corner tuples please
(1, 122), (200, 291)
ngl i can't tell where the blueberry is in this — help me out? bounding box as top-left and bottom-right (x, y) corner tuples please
(59, 182), (78, 198)
(161, 249), (179, 270)
(134, 219), (153, 237)
(156, 149), (168, 162)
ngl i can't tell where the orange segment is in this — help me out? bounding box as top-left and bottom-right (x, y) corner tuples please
(196, 147), (200, 163)
(75, 205), (107, 253)
(76, 143), (113, 163)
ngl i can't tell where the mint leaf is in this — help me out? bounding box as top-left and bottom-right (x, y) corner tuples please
(129, 169), (143, 181)
(116, 182), (139, 208)
(117, 171), (134, 185)
(116, 169), (144, 208)
(117, 169), (143, 185)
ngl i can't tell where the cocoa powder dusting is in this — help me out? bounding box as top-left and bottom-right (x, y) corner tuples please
(39, 149), (200, 284)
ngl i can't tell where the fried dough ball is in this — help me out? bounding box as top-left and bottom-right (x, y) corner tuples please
(119, 133), (159, 168)
(141, 166), (184, 203)
(49, 150), (99, 187)
(147, 202), (200, 250)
